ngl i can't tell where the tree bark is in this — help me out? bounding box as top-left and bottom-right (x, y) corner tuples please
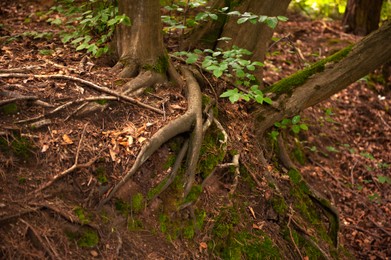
(115, 0), (166, 78)
(342, 0), (383, 36)
(253, 20), (391, 136)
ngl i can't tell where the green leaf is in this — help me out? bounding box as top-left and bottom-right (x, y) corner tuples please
(255, 95), (264, 104)
(246, 64), (255, 71)
(209, 14), (218, 20)
(227, 11), (241, 16)
(258, 15), (267, 23)
(265, 17), (278, 29)
(220, 88), (238, 98)
(277, 16), (288, 21)
(213, 69), (224, 78)
(235, 69), (245, 78)
(237, 17), (248, 24)
(185, 53), (198, 64)
(326, 146), (339, 153)
(299, 124), (308, 131)
(263, 97), (273, 105)
(377, 175), (391, 184)
(292, 115), (301, 124)
(291, 125), (301, 134)
(281, 118), (290, 125)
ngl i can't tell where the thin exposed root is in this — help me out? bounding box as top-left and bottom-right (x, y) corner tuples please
(0, 73), (163, 114)
(99, 68), (202, 207)
(149, 140), (189, 202)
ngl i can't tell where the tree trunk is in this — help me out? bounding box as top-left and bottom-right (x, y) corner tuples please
(342, 0), (383, 36)
(253, 20), (391, 136)
(181, 0), (291, 82)
(115, 0), (166, 78)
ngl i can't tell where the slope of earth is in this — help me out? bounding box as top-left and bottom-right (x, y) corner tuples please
(0, 1), (390, 259)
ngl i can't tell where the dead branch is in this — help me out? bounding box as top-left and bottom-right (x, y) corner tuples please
(0, 96), (38, 106)
(0, 73), (164, 114)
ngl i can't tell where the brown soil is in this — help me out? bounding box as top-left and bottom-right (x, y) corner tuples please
(1, 1), (390, 259)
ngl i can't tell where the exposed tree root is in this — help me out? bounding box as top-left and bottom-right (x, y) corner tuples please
(122, 70), (165, 95)
(99, 67), (203, 207)
(277, 133), (340, 247)
(0, 73), (163, 114)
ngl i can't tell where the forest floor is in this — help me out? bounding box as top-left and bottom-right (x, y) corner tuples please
(0, 0), (390, 259)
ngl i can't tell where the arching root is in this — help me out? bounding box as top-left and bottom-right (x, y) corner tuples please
(98, 67), (203, 207)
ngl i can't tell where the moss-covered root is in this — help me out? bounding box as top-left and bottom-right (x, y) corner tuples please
(288, 169), (340, 248)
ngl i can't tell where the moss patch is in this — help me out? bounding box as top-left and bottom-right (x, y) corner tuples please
(266, 45), (353, 95)
(211, 207), (281, 259)
(131, 193), (144, 213)
(66, 228), (99, 248)
(1, 103), (18, 114)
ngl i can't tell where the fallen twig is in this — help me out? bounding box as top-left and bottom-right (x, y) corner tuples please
(30, 124), (96, 195)
(0, 73), (163, 114)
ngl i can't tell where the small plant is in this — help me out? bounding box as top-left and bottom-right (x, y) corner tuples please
(270, 115), (309, 140)
(48, 0), (130, 57)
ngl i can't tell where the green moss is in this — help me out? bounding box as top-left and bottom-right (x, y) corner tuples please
(77, 229), (99, 248)
(144, 54), (169, 74)
(267, 45), (353, 95)
(163, 154), (176, 170)
(95, 99), (107, 105)
(94, 166), (108, 184)
(128, 217), (143, 231)
(66, 228), (99, 248)
(11, 137), (33, 160)
(271, 195), (288, 215)
(115, 199), (131, 216)
(198, 126), (226, 179)
(283, 228), (323, 259)
(183, 185), (202, 204)
(1, 103), (18, 114)
(147, 176), (169, 200)
(292, 146), (306, 165)
(74, 207), (90, 224)
(131, 193), (144, 213)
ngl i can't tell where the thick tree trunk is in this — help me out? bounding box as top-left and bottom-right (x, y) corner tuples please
(115, 0), (166, 78)
(181, 0), (291, 82)
(253, 20), (391, 136)
(342, 0), (383, 36)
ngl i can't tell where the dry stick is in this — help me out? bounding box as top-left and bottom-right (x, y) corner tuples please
(0, 73), (163, 114)
(0, 96), (38, 106)
(16, 96), (120, 124)
(31, 124), (95, 195)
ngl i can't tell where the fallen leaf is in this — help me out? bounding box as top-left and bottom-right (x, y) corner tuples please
(109, 148), (117, 161)
(41, 144), (49, 153)
(138, 136), (146, 143)
(62, 134), (73, 144)
(199, 242), (207, 251)
(248, 206), (256, 218)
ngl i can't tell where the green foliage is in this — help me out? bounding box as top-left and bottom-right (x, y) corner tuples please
(175, 46), (270, 104)
(49, 0), (130, 57)
(271, 115), (308, 140)
(1, 103), (19, 115)
(74, 207), (90, 224)
(226, 10), (288, 29)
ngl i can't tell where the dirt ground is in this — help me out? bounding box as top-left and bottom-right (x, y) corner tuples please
(0, 1), (390, 259)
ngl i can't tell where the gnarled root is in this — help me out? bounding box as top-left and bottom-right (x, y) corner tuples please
(98, 67), (203, 207)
